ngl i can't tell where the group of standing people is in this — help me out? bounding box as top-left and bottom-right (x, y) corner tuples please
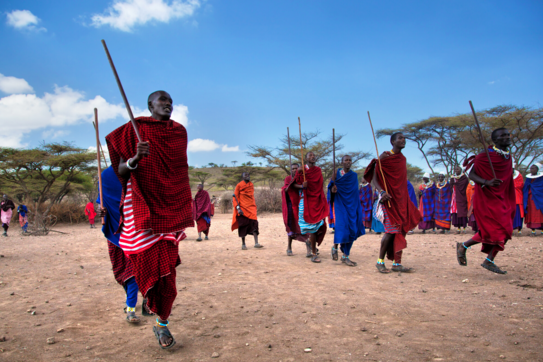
(0, 195), (29, 236)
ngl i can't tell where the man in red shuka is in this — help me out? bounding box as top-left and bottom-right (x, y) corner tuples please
(456, 128), (515, 274)
(106, 90), (193, 349)
(364, 132), (421, 274)
(193, 184), (213, 241)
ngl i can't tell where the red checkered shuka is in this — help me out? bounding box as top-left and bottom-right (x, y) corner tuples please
(107, 240), (134, 285)
(119, 180), (186, 255)
(128, 238), (181, 320)
(105, 117), (194, 234)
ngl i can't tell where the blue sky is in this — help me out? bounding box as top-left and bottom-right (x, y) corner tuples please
(1, 0), (542, 170)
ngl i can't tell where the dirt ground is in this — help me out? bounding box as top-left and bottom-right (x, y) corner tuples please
(0, 213), (542, 362)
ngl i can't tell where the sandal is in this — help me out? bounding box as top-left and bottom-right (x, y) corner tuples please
(241, 245), (247, 250)
(142, 298), (155, 316)
(331, 247), (338, 261)
(204, 236), (209, 240)
(286, 250), (293, 256)
(153, 321), (176, 350)
(254, 243), (263, 248)
(376, 263), (391, 273)
(311, 255), (321, 263)
(196, 238), (203, 242)
(481, 259), (507, 274)
(342, 256), (357, 267)
(391, 264), (412, 273)
(456, 242), (467, 266)
(126, 308), (141, 323)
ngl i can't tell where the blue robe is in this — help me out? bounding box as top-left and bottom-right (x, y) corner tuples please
(327, 169), (365, 244)
(523, 176), (543, 214)
(96, 166), (122, 247)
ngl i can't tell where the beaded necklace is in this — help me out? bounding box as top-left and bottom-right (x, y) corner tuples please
(492, 145), (510, 159)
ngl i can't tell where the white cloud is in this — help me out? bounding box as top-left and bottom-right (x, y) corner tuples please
(91, 0), (200, 32)
(0, 75), (192, 148)
(0, 73), (34, 94)
(188, 138), (220, 152)
(6, 10), (46, 32)
(0, 84), (126, 148)
(42, 129), (69, 139)
(188, 138), (240, 153)
(221, 145), (239, 152)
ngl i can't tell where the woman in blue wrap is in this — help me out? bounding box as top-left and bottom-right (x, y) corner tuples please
(327, 155), (365, 266)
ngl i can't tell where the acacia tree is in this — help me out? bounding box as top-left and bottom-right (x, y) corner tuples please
(189, 170), (214, 189)
(377, 105), (543, 176)
(0, 143), (96, 233)
(248, 130), (371, 181)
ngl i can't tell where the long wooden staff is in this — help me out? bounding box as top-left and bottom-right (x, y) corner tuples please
(101, 40), (142, 143)
(94, 108), (105, 225)
(298, 117), (306, 182)
(92, 121), (108, 167)
(287, 127), (293, 178)
(367, 111), (390, 207)
(332, 128), (336, 181)
(469, 100), (497, 180)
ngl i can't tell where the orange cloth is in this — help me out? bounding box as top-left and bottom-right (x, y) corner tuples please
(513, 172), (524, 218)
(231, 181), (258, 231)
(466, 182), (475, 217)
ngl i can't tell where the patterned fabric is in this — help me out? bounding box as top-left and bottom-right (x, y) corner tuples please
(359, 184), (373, 222)
(419, 183), (436, 222)
(298, 192), (325, 234)
(193, 189), (212, 221)
(107, 240), (135, 285)
(450, 187), (457, 214)
(128, 240), (180, 320)
(434, 182), (452, 223)
(382, 206), (401, 234)
(119, 180), (186, 255)
(106, 116), (194, 234)
(280, 175), (308, 242)
(19, 214), (28, 231)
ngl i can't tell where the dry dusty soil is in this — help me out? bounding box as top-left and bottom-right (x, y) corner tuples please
(0, 213), (542, 362)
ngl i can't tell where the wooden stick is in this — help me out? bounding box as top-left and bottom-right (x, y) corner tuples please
(469, 101), (497, 179)
(367, 111), (390, 207)
(101, 40), (142, 143)
(287, 127), (293, 178)
(92, 121), (108, 167)
(332, 128), (336, 181)
(298, 117), (306, 182)
(94, 108), (105, 225)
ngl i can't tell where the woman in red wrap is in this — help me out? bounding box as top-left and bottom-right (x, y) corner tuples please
(456, 128), (515, 274)
(193, 184), (213, 241)
(292, 151), (328, 263)
(364, 132), (421, 274)
(106, 91), (193, 349)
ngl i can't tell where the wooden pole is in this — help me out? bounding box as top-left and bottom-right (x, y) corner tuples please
(101, 39), (142, 143)
(94, 108), (105, 225)
(367, 111), (390, 207)
(92, 121), (108, 167)
(298, 117), (306, 182)
(332, 128), (336, 181)
(469, 100), (497, 180)
(287, 127), (293, 178)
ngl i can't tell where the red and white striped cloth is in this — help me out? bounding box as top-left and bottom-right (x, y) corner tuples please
(119, 180), (186, 255)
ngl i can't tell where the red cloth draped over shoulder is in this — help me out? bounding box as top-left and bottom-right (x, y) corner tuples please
(281, 175), (303, 235)
(451, 175), (469, 218)
(294, 166), (329, 223)
(105, 117), (194, 234)
(232, 181), (258, 231)
(193, 189), (212, 220)
(513, 173), (524, 218)
(463, 148), (515, 251)
(364, 152), (421, 250)
(85, 202), (96, 218)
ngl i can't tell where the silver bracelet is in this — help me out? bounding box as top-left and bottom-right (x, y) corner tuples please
(126, 158), (138, 170)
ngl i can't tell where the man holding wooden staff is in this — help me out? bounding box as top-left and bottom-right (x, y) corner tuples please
(106, 90), (193, 349)
(281, 163), (310, 256)
(457, 128), (515, 274)
(292, 151), (329, 263)
(364, 132), (421, 273)
(328, 155), (365, 266)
